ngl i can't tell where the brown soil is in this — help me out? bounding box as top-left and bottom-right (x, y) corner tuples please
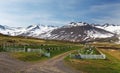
(0, 51), (81, 73)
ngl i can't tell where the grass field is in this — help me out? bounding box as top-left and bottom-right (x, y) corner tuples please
(11, 45), (81, 62)
(64, 43), (120, 73)
(11, 52), (47, 62)
(0, 34), (82, 62)
(0, 34), (80, 46)
(0, 34), (81, 51)
(1, 34), (120, 72)
(89, 42), (120, 48)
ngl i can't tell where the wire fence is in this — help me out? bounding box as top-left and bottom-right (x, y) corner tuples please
(69, 52), (106, 59)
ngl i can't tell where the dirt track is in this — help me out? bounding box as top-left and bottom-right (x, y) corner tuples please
(0, 52), (29, 73)
(0, 51), (80, 73)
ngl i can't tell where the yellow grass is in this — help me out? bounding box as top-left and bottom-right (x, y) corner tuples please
(101, 49), (120, 61)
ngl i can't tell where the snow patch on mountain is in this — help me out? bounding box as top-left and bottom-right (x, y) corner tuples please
(0, 22), (118, 43)
(0, 24), (57, 37)
(87, 30), (113, 38)
(40, 23), (115, 42)
(63, 22), (88, 28)
(95, 24), (120, 42)
(96, 25), (120, 34)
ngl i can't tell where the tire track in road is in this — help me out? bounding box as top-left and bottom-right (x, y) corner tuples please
(0, 51), (81, 73)
(24, 50), (80, 73)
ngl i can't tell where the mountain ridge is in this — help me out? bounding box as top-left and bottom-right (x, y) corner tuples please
(0, 22), (120, 43)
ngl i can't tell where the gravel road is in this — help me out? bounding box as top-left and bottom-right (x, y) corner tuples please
(0, 51), (80, 73)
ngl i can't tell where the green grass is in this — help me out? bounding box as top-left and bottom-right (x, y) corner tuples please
(80, 47), (100, 55)
(0, 33), (83, 62)
(50, 46), (80, 57)
(10, 45), (82, 62)
(64, 49), (120, 73)
(0, 34), (81, 48)
(89, 42), (120, 48)
(70, 46), (100, 55)
(11, 52), (47, 62)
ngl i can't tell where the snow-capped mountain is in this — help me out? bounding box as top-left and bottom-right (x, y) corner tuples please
(0, 25), (16, 35)
(63, 22), (88, 28)
(95, 23), (120, 35)
(20, 24), (57, 37)
(0, 24), (57, 37)
(0, 25), (6, 30)
(94, 23), (120, 43)
(39, 22), (115, 42)
(0, 22), (119, 43)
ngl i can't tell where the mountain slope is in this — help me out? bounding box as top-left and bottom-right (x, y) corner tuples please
(95, 24), (120, 34)
(94, 24), (120, 43)
(40, 22), (115, 42)
(0, 22), (119, 43)
(20, 24), (57, 37)
(0, 24), (57, 37)
(0, 24), (25, 36)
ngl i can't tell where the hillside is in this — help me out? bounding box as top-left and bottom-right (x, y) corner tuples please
(40, 22), (117, 43)
(0, 33), (78, 48)
(0, 22), (120, 43)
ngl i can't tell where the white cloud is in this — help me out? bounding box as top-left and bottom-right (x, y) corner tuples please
(90, 3), (120, 24)
(0, 9), (70, 27)
(0, 0), (120, 27)
(0, 0), (74, 27)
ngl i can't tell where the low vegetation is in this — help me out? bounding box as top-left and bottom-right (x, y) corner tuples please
(1, 34), (120, 73)
(64, 43), (120, 73)
(11, 45), (81, 62)
(11, 52), (47, 62)
(0, 34), (82, 62)
(79, 46), (100, 55)
(89, 42), (120, 48)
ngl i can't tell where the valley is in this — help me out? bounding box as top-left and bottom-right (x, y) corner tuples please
(1, 0), (120, 73)
(0, 34), (120, 73)
(0, 34), (81, 73)
(0, 22), (120, 43)
(64, 43), (120, 73)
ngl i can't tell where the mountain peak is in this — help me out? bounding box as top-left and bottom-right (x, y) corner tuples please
(102, 23), (116, 27)
(0, 22), (119, 43)
(63, 22), (88, 28)
(0, 25), (5, 30)
(69, 22), (88, 26)
(26, 24), (47, 31)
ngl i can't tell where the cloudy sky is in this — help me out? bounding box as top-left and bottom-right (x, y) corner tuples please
(0, 0), (120, 27)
